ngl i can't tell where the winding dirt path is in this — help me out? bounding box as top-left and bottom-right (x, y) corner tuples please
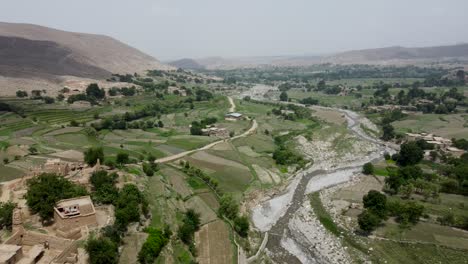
(155, 98), (257, 164)
(228, 96), (236, 112)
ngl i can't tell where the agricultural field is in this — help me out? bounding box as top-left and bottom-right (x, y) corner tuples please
(392, 112), (468, 139)
(195, 220), (235, 264)
(328, 173), (468, 262)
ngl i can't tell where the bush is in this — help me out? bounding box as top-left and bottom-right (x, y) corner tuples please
(43, 96), (55, 104)
(397, 142), (424, 166)
(90, 171), (119, 204)
(363, 190), (387, 218)
(142, 162), (154, 176)
(114, 184), (145, 230)
(234, 215), (250, 237)
(84, 147), (104, 166)
(116, 152), (129, 165)
(358, 210), (380, 232)
(178, 209), (200, 244)
(218, 195), (239, 220)
(362, 162), (374, 175)
(86, 83), (105, 100)
(86, 237), (119, 264)
(16, 90), (28, 98)
(0, 202), (16, 230)
(138, 228), (170, 264)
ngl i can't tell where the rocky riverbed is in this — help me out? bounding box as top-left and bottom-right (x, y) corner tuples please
(251, 106), (396, 263)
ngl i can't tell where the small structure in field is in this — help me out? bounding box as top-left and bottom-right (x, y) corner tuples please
(225, 112), (243, 121)
(446, 147), (465, 157)
(201, 126), (230, 139)
(168, 86), (187, 96)
(54, 196), (97, 230)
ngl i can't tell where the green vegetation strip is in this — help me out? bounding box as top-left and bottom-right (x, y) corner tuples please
(309, 192), (368, 257)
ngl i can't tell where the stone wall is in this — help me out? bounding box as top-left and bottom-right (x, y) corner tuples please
(22, 231), (72, 251)
(52, 240), (79, 264)
(4, 229), (23, 245)
(54, 211), (97, 230)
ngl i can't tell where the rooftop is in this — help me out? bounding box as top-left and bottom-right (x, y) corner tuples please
(226, 112), (242, 118)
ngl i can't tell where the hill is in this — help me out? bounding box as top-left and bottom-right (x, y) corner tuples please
(0, 22), (167, 80)
(326, 43), (468, 64)
(179, 44), (468, 70)
(168, 58), (205, 70)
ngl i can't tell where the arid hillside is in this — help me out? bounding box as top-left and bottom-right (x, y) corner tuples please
(326, 43), (468, 64)
(0, 22), (168, 79)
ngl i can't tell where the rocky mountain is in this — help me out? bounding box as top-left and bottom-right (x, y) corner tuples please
(0, 22), (167, 80)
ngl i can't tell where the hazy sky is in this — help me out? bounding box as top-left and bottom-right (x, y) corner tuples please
(2, 0), (468, 60)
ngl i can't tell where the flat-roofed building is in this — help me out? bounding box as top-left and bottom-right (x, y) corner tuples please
(54, 196), (97, 229)
(225, 112), (243, 121)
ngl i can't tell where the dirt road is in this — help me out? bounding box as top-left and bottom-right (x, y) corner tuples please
(155, 98), (257, 164)
(228, 96), (236, 112)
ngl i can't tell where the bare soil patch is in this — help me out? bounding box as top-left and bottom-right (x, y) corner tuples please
(195, 220), (234, 264)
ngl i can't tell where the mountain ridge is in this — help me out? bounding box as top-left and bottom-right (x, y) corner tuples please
(0, 22), (168, 79)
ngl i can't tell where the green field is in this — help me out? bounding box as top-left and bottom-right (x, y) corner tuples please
(393, 113), (468, 139)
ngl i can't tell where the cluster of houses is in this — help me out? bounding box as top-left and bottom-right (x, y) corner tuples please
(198, 112), (244, 139)
(405, 132), (465, 158)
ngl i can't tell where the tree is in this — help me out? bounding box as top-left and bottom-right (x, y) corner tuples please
(362, 162), (374, 175)
(218, 195), (239, 220)
(43, 96), (55, 104)
(84, 147), (104, 166)
(358, 210), (380, 232)
(178, 209), (200, 245)
(363, 190), (387, 218)
(381, 124), (395, 141)
(279, 91), (288, 102)
(86, 83), (105, 100)
(25, 173), (87, 221)
(16, 90), (28, 98)
(28, 146), (38, 155)
(86, 237), (119, 264)
(393, 200), (424, 225)
(234, 215), (250, 237)
(138, 228), (169, 264)
(0, 202), (16, 230)
(142, 162), (154, 176)
(90, 170), (117, 190)
(397, 142), (424, 166)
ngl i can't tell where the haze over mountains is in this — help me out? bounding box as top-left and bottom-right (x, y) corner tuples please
(1, 21), (468, 92)
(169, 44), (468, 70)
